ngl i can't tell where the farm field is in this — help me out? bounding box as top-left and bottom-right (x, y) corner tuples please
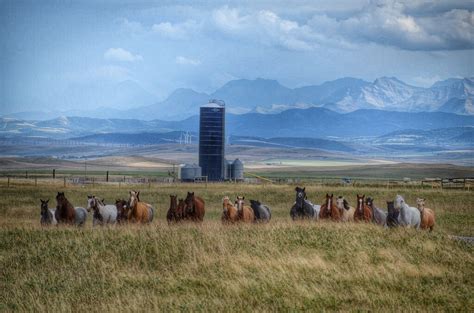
(0, 182), (473, 311)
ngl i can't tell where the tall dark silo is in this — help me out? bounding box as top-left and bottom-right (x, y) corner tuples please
(199, 100), (225, 181)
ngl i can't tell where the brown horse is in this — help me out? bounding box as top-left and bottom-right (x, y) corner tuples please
(166, 194), (180, 224)
(177, 199), (186, 219)
(115, 199), (129, 224)
(55, 192), (75, 224)
(416, 198), (435, 231)
(235, 196), (255, 222)
(221, 196), (239, 223)
(319, 194), (340, 221)
(128, 190), (151, 224)
(354, 194), (372, 222)
(183, 192), (205, 222)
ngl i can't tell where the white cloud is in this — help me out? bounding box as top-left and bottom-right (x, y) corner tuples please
(104, 48), (143, 62)
(176, 56), (201, 66)
(152, 20), (199, 39)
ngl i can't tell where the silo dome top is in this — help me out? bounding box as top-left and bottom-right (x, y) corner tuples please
(202, 99), (225, 108)
(233, 158), (243, 166)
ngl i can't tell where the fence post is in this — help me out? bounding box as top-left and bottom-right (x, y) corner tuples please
(148, 179), (151, 189)
(106, 171), (109, 182)
(63, 177), (66, 188)
(7, 177), (10, 188)
(35, 177), (37, 187)
(53, 169), (56, 179)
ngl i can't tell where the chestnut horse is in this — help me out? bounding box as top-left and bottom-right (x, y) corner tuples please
(55, 192), (76, 224)
(235, 196), (255, 222)
(128, 190), (151, 224)
(319, 194), (340, 221)
(184, 192), (205, 222)
(221, 196), (239, 223)
(416, 198), (435, 232)
(354, 194), (372, 222)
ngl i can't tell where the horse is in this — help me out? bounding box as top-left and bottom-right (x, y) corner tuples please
(183, 192), (205, 222)
(235, 196), (255, 222)
(366, 197), (387, 226)
(416, 198), (435, 232)
(55, 192), (76, 224)
(335, 196), (355, 222)
(354, 194), (372, 222)
(128, 190), (152, 224)
(166, 194), (180, 224)
(40, 199), (57, 225)
(290, 187), (318, 220)
(394, 195), (420, 228)
(87, 195), (117, 226)
(177, 199), (186, 220)
(221, 196), (239, 223)
(319, 193), (340, 221)
(386, 201), (399, 228)
(249, 200), (271, 223)
(115, 199), (129, 224)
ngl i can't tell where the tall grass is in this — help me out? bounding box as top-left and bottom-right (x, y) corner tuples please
(0, 182), (473, 311)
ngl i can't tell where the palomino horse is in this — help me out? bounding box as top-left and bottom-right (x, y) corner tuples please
(386, 201), (399, 228)
(290, 187), (318, 220)
(40, 199), (57, 225)
(115, 199), (129, 224)
(319, 193), (340, 221)
(87, 196), (117, 226)
(249, 199), (271, 223)
(184, 192), (205, 222)
(416, 198), (435, 231)
(235, 196), (255, 222)
(166, 195), (181, 224)
(128, 190), (153, 224)
(366, 197), (387, 226)
(336, 196), (355, 222)
(354, 194), (372, 222)
(394, 195), (420, 228)
(221, 196), (239, 223)
(55, 192), (87, 226)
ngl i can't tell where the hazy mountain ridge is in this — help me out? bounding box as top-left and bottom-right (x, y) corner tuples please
(3, 77), (473, 121)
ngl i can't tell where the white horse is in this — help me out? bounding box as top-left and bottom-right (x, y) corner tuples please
(394, 195), (420, 228)
(87, 196), (117, 226)
(305, 200), (321, 220)
(336, 196), (355, 222)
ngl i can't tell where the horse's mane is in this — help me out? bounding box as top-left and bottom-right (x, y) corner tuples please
(343, 199), (350, 211)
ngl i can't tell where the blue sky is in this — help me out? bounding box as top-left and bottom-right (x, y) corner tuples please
(1, 0), (473, 113)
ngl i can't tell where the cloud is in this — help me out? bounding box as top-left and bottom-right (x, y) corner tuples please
(309, 1), (474, 51)
(176, 56), (201, 66)
(151, 20), (199, 39)
(104, 48), (143, 62)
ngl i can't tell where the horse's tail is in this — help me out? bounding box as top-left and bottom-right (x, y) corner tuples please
(148, 206), (155, 223)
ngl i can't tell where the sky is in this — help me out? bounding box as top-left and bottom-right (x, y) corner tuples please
(1, 0), (473, 114)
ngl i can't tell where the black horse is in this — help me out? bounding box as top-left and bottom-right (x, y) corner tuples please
(290, 187), (315, 220)
(386, 201), (399, 227)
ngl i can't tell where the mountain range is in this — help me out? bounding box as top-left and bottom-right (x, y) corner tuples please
(3, 77), (473, 121)
(2, 108), (473, 140)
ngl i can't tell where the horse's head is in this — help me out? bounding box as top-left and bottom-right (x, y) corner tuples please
(365, 197), (374, 208)
(56, 192), (66, 208)
(169, 194), (178, 210)
(115, 199), (128, 221)
(185, 192), (195, 209)
(387, 201), (398, 213)
(324, 193), (334, 212)
(336, 196), (350, 211)
(295, 187), (306, 208)
(222, 196), (231, 211)
(356, 194), (365, 212)
(129, 190), (140, 208)
(249, 199), (260, 210)
(177, 199), (186, 217)
(236, 196), (245, 210)
(394, 195), (405, 210)
(40, 199), (49, 215)
(416, 198), (426, 212)
(86, 195), (95, 212)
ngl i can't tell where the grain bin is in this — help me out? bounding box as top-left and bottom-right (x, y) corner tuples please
(180, 164), (201, 182)
(232, 158), (244, 181)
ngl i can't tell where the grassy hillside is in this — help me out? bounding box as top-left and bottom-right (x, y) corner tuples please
(0, 183), (473, 311)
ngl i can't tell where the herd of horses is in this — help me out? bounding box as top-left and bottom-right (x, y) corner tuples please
(39, 187), (435, 231)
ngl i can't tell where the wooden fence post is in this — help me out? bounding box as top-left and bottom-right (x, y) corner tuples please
(7, 177), (10, 188)
(35, 177), (37, 187)
(63, 177), (66, 188)
(106, 171), (109, 182)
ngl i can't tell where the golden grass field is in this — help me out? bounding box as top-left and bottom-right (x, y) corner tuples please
(0, 181), (473, 312)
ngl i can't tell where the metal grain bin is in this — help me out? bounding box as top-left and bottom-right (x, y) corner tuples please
(232, 158), (244, 181)
(181, 164), (197, 182)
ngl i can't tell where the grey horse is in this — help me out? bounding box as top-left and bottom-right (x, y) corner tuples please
(290, 187), (318, 220)
(366, 197), (387, 226)
(75, 207), (88, 226)
(87, 196), (117, 226)
(40, 199), (57, 225)
(249, 200), (272, 222)
(394, 195), (420, 228)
